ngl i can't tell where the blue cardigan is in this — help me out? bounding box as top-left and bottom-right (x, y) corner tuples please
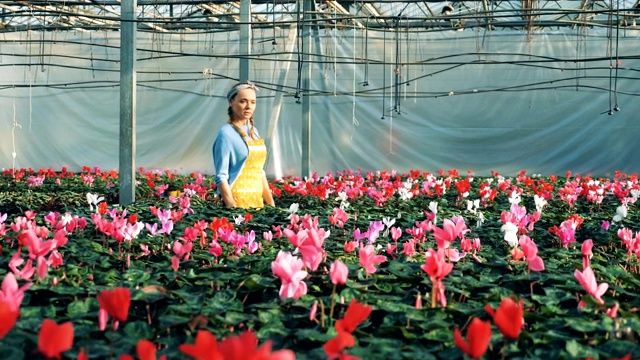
(212, 124), (257, 187)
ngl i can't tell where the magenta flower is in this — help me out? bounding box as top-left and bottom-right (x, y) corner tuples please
(574, 267), (608, 304)
(271, 251), (308, 300)
(358, 245), (387, 274)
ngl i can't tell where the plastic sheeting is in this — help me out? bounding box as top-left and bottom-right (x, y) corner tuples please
(1, 27), (639, 178)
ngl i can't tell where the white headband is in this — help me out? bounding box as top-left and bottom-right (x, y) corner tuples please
(226, 82), (258, 102)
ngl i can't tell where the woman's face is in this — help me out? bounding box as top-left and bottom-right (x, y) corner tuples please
(229, 88), (257, 122)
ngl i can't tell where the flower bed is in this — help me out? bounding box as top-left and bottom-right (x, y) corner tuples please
(1, 167), (639, 359)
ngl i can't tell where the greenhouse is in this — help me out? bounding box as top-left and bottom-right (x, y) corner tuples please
(1, 1), (640, 359)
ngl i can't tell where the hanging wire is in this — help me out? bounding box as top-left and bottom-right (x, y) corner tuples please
(272, 0), (278, 47)
(606, 0), (614, 115)
(362, 17), (369, 86)
(613, 0), (620, 112)
(394, 17), (401, 114)
(11, 87), (22, 175)
(295, 1), (302, 103)
(334, 3), (337, 96)
(381, 29), (386, 119)
(351, 17), (359, 138)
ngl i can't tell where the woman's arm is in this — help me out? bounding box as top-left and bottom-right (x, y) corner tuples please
(262, 174), (275, 207)
(218, 181), (236, 208)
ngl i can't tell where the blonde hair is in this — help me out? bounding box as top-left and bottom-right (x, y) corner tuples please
(227, 82), (258, 139)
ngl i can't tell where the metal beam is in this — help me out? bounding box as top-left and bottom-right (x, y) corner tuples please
(119, 0), (137, 206)
(239, 0), (251, 81)
(266, 24), (298, 179)
(301, 0), (312, 178)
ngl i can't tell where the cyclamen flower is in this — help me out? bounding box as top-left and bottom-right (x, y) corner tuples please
(421, 248), (453, 307)
(0, 273), (32, 312)
(453, 318), (491, 359)
(98, 287), (131, 323)
(328, 208), (349, 228)
(574, 267), (608, 304)
(501, 222), (519, 248)
(0, 300), (20, 340)
(358, 245), (386, 274)
(485, 297), (524, 339)
(324, 299), (373, 360)
(581, 239), (593, 270)
(38, 319), (74, 359)
(330, 260), (348, 285)
(180, 330), (295, 360)
(432, 218), (467, 249)
(390, 226), (402, 242)
(271, 251), (308, 300)
(519, 236), (544, 272)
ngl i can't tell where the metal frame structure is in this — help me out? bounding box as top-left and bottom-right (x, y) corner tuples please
(2, 0), (638, 204)
(1, 1), (639, 33)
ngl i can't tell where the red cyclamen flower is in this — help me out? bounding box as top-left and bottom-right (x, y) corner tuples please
(179, 329), (295, 360)
(453, 317), (492, 359)
(324, 299), (373, 360)
(38, 319), (74, 359)
(97, 287), (131, 322)
(485, 297), (525, 339)
(0, 300), (20, 340)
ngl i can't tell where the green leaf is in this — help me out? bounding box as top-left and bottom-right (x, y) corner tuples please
(66, 300), (91, 319)
(565, 339), (599, 358)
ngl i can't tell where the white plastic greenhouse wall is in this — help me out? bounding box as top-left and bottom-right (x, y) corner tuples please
(1, 26), (639, 178)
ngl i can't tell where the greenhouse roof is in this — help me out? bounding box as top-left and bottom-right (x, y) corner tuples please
(1, 0), (639, 33)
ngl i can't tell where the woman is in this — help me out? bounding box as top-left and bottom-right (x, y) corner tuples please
(213, 82), (275, 208)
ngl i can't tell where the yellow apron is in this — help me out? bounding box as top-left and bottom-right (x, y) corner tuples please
(231, 129), (267, 209)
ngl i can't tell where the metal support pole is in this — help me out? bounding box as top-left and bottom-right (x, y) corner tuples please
(301, 0), (312, 178)
(266, 24), (298, 179)
(119, 0), (137, 206)
(239, 0), (251, 81)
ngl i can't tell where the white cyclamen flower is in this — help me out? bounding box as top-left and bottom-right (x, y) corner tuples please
(501, 222), (519, 247)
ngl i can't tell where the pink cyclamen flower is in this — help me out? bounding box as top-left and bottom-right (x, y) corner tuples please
(601, 220), (610, 231)
(310, 301), (318, 322)
(8, 253), (35, 281)
(271, 251), (308, 299)
(574, 266), (608, 304)
(330, 260), (348, 285)
(343, 241), (357, 253)
(432, 218), (465, 249)
(386, 243), (397, 255)
(390, 226), (402, 242)
(358, 245), (387, 274)
(581, 239), (593, 270)
(519, 236), (545, 272)
(421, 248), (453, 282)
(0, 273), (32, 312)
